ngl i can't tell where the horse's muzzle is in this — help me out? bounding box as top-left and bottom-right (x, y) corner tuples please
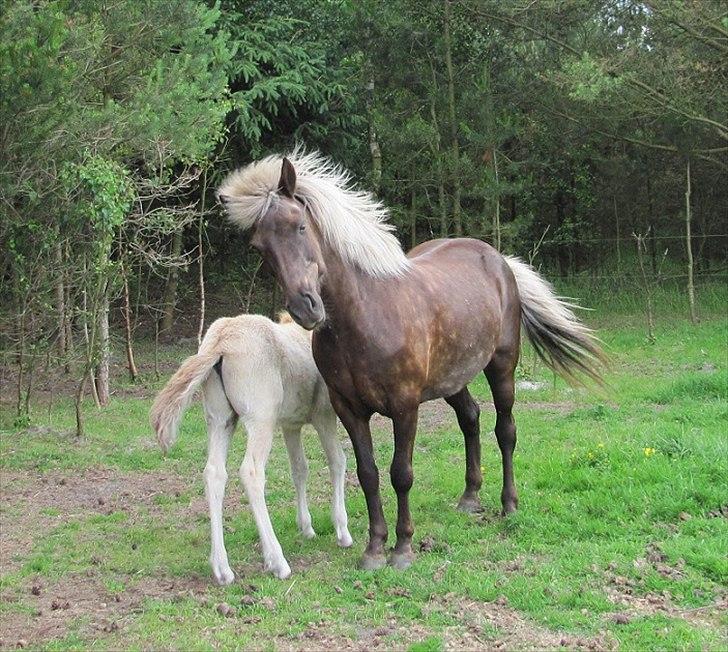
(287, 291), (325, 330)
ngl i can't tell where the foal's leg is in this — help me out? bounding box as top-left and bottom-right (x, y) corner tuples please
(329, 392), (386, 570)
(312, 410), (353, 548)
(485, 355), (519, 515)
(202, 374), (238, 585)
(388, 406), (419, 570)
(239, 418), (291, 579)
(282, 425), (315, 539)
(445, 387), (483, 513)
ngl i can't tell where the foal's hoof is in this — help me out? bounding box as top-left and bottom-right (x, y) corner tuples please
(387, 550), (415, 570)
(457, 495), (483, 514)
(265, 558), (292, 579)
(337, 531), (354, 548)
(358, 553), (387, 571)
(212, 566), (235, 586)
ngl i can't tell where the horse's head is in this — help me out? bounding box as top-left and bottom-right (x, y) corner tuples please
(227, 158), (326, 330)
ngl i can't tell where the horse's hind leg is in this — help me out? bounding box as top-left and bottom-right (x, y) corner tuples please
(202, 373), (238, 585)
(282, 425), (315, 539)
(445, 387), (483, 513)
(312, 410), (353, 548)
(484, 352), (519, 515)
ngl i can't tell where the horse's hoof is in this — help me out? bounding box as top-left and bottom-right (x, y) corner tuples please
(457, 496), (483, 513)
(358, 553), (386, 571)
(500, 501), (518, 516)
(387, 550), (415, 570)
(302, 527), (317, 540)
(337, 531), (353, 548)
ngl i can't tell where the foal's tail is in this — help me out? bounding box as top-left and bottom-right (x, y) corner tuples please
(504, 256), (606, 385)
(150, 350), (220, 454)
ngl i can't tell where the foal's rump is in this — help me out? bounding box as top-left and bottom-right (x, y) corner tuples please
(150, 348), (221, 454)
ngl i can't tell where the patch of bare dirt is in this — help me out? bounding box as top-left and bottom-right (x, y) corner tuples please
(425, 593), (616, 651)
(601, 543), (728, 635)
(0, 572), (209, 650)
(0, 467), (189, 575)
(604, 583), (727, 633)
(277, 592), (615, 651)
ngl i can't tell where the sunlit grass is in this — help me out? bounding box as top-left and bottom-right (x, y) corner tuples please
(1, 284), (726, 650)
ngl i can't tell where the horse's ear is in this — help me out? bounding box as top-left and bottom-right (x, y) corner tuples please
(278, 158), (296, 198)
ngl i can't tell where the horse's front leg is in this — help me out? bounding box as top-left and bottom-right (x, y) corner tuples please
(389, 406), (418, 570)
(329, 392), (386, 570)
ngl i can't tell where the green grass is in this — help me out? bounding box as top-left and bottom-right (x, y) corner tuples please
(1, 283), (726, 650)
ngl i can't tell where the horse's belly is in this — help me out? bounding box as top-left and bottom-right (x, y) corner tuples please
(421, 344), (495, 401)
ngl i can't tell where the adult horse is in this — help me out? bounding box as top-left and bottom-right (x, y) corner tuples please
(219, 151), (605, 570)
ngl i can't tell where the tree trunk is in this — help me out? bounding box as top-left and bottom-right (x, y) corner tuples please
(480, 60), (498, 245)
(198, 170), (208, 347)
(75, 373), (86, 438)
(410, 163), (417, 250)
(366, 79), (382, 195)
(81, 256), (101, 409)
(160, 228), (183, 337)
(492, 149), (501, 250)
(54, 242), (67, 363)
(555, 192), (569, 276)
(95, 287), (110, 406)
(685, 158), (698, 323)
(634, 232), (655, 343)
(613, 195), (621, 271)
(645, 172), (658, 274)
(121, 260), (138, 381)
(15, 301), (26, 417)
(429, 61), (448, 237)
(443, 0), (461, 235)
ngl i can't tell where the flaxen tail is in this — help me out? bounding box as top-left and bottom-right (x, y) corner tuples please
(150, 350), (219, 454)
(504, 256), (606, 385)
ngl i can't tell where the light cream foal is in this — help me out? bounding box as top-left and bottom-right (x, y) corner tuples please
(150, 313), (352, 583)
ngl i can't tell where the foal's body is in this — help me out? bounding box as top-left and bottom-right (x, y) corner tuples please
(219, 151), (604, 570)
(150, 314), (352, 583)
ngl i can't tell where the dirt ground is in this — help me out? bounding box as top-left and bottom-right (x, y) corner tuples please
(0, 458), (612, 651)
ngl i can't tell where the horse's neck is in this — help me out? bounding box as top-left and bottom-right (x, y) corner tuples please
(320, 247), (372, 329)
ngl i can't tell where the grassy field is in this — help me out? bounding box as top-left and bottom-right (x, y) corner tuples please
(1, 282), (726, 651)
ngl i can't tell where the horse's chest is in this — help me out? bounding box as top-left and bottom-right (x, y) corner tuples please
(312, 330), (413, 413)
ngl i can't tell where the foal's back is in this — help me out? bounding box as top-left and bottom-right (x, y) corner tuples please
(206, 314), (327, 426)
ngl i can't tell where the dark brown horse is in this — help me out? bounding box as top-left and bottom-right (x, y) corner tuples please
(219, 151), (604, 570)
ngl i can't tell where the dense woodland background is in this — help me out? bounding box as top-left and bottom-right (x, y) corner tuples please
(1, 0), (726, 430)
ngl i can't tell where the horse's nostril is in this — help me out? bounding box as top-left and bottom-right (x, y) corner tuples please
(302, 293), (316, 311)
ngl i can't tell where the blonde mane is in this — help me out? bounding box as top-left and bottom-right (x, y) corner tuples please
(218, 149), (410, 278)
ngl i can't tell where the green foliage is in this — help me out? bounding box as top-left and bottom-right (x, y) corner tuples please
(61, 156), (133, 235)
(563, 53), (627, 102)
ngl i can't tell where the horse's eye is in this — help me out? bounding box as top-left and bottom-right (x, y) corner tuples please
(298, 224), (306, 233)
